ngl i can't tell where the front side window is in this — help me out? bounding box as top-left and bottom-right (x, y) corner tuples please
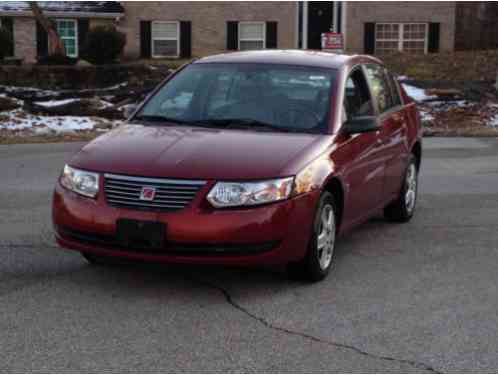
(239, 22), (265, 51)
(152, 21), (179, 58)
(55, 19), (78, 57)
(375, 23), (427, 54)
(137, 63), (336, 133)
(364, 64), (395, 113)
(344, 69), (374, 122)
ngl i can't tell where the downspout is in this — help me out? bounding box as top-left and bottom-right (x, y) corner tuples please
(342, 1), (347, 51)
(333, 2), (339, 32)
(303, 1), (308, 49)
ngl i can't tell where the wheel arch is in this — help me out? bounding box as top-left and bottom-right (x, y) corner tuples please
(411, 141), (422, 171)
(322, 176), (345, 232)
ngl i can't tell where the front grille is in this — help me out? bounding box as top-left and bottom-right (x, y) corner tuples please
(104, 173), (205, 212)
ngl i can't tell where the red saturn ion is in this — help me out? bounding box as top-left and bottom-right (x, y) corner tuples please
(53, 50), (422, 282)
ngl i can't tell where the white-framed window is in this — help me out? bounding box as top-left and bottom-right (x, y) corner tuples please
(238, 22), (266, 51)
(151, 21), (180, 58)
(375, 23), (428, 54)
(55, 19), (78, 58)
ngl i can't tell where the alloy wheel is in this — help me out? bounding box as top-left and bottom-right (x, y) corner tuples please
(316, 204), (336, 270)
(405, 163), (417, 214)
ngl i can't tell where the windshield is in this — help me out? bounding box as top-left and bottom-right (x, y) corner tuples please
(136, 63), (336, 133)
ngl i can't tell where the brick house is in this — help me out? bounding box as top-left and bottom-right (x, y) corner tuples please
(118, 2), (296, 59)
(0, 1), (124, 63)
(1, 1), (497, 64)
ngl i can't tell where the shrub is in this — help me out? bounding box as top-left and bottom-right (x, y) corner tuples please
(37, 54), (78, 65)
(0, 27), (13, 60)
(82, 26), (126, 65)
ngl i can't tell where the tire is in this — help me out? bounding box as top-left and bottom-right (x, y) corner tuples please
(81, 252), (112, 266)
(287, 191), (337, 282)
(384, 155), (418, 223)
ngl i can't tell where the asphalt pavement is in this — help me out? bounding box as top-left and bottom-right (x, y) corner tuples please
(1, 137), (498, 372)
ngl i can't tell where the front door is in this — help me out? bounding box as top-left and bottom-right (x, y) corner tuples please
(307, 2), (334, 49)
(341, 68), (386, 224)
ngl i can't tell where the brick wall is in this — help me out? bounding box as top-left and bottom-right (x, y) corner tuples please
(13, 17), (37, 63)
(118, 1), (297, 59)
(345, 1), (457, 54)
(455, 2), (498, 50)
(89, 19), (115, 29)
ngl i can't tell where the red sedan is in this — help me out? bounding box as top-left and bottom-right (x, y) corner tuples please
(53, 50), (422, 282)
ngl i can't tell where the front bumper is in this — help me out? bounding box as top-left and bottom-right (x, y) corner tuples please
(52, 182), (320, 266)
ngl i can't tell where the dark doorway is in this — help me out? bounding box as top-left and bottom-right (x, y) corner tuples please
(307, 2), (334, 49)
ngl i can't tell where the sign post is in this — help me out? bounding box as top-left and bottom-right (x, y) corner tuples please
(321, 32), (344, 53)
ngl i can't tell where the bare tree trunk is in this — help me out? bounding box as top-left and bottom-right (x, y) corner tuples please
(29, 1), (66, 56)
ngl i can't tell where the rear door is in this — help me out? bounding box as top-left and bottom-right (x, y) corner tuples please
(364, 64), (409, 201)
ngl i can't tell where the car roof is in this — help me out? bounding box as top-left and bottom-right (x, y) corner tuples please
(194, 49), (382, 69)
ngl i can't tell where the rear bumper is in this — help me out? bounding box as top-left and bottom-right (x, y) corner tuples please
(52, 182), (320, 266)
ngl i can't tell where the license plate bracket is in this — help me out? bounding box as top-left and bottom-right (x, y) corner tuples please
(116, 219), (165, 250)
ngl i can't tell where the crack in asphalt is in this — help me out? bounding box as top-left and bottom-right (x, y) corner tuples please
(190, 276), (442, 374)
(1, 240), (441, 373)
(0, 234), (442, 373)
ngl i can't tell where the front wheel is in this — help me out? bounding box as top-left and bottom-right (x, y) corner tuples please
(384, 155), (418, 222)
(287, 191), (337, 282)
(81, 252), (115, 266)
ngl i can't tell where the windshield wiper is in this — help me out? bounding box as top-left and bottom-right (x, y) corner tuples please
(192, 118), (295, 133)
(132, 114), (191, 125)
(133, 116), (297, 133)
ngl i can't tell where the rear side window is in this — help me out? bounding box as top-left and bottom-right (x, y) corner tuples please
(364, 64), (395, 113)
(386, 72), (402, 107)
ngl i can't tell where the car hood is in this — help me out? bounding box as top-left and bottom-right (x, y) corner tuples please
(70, 124), (329, 180)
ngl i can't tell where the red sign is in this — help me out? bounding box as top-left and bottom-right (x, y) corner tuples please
(321, 32), (343, 52)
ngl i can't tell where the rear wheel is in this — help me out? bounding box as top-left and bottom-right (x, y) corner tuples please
(287, 191), (337, 282)
(384, 155), (418, 222)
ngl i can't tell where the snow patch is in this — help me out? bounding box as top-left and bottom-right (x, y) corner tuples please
(419, 109), (435, 122)
(34, 98), (80, 107)
(80, 82), (128, 92)
(489, 114), (498, 127)
(0, 109), (118, 134)
(427, 100), (470, 108)
(0, 85), (58, 95)
(33, 98), (114, 109)
(0, 93), (23, 106)
(98, 100), (114, 109)
(402, 83), (437, 102)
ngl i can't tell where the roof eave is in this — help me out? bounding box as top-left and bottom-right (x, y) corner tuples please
(0, 11), (123, 19)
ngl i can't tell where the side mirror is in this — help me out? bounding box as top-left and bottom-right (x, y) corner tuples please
(342, 116), (380, 135)
(123, 104), (138, 119)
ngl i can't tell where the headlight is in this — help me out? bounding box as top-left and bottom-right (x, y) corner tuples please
(60, 165), (99, 198)
(207, 177), (294, 208)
